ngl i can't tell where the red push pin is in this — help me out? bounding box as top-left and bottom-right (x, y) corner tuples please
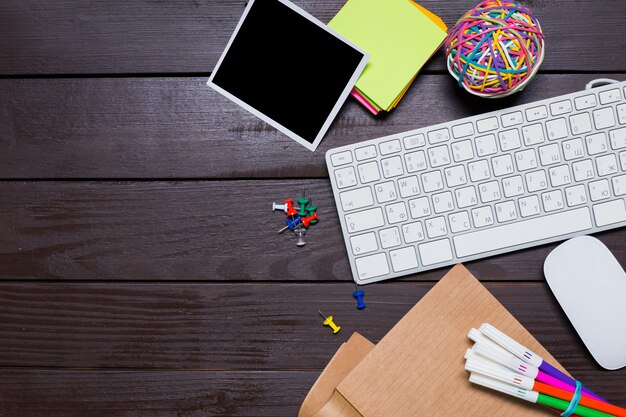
(301, 212), (319, 228)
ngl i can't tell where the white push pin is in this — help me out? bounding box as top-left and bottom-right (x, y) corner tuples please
(272, 202), (288, 212)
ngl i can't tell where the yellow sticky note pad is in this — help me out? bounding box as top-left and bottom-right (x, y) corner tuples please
(329, 0), (447, 111)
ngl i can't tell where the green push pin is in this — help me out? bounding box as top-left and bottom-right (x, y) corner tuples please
(297, 191), (309, 217)
(306, 206), (318, 224)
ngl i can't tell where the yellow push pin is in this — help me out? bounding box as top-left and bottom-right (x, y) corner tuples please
(319, 310), (341, 334)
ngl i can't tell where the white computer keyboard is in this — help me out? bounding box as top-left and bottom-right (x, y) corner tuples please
(326, 80), (626, 284)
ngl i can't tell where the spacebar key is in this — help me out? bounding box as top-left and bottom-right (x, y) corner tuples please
(453, 207), (593, 257)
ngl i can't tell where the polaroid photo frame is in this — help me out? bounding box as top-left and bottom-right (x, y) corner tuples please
(208, 0), (369, 151)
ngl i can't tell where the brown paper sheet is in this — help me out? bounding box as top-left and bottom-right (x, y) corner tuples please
(301, 264), (566, 417)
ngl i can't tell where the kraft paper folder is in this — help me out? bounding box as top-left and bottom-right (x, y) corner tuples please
(300, 264), (567, 417)
(328, 0), (448, 115)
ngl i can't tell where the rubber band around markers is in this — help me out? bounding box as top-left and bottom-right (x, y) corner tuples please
(560, 380), (583, 417)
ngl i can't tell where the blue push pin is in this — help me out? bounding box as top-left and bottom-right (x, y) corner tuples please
(353, 283), (366, 309)
(278, 215), (302, 233)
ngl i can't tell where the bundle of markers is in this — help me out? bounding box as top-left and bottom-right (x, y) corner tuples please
(465, 324), (625, 417)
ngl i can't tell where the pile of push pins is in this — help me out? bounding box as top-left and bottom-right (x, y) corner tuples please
(273, 192), (319, 247)
(319, 283), (366, 335)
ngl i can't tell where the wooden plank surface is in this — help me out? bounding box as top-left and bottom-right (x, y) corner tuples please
(2, 180), (625, 281)
(0, 368), (624, 417)
(1, 0), (625, 75)
(2, 74), (624, 179)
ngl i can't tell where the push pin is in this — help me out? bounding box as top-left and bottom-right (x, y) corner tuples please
(305, 206), (318, 224)
(272, 202), (288, 212)
(278, 215), (302, 233)
(301, 212), (319, 228)
(298, 193), (309, 217)
(319, 310), (341, 334)
(353, 283), (366, 309)
(294, 227), (306, 246)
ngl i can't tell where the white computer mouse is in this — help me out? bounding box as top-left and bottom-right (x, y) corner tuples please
(544, 235), (626, 370)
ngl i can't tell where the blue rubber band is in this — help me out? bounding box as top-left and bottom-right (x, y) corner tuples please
(561, 380), (583, 417)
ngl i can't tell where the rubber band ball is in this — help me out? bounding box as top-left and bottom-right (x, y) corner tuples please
(445, 0), (545, 98)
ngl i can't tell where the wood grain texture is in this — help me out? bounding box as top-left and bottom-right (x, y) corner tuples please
(1, 280), (626, 396)
(1, 180), (625, 281)
(2, 74), (625, 179)
(0, 370), (316, 417)
(1, 0), (625, 75)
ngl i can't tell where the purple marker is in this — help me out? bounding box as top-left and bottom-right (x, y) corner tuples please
(479, 323), (609, 404)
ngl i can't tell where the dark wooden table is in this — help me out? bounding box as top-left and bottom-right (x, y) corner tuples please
(1, 1), (625, 415)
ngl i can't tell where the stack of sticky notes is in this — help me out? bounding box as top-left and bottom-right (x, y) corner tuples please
(328, 0), (447, 115)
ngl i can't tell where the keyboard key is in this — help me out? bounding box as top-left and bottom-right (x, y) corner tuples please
(471, 206), (495, 228)
(612, 174), (626, 196)
(428, 145), (451, 168)
(425, 216), (447, 238)
(355, 253), (389, 281)
(358, 161), (380, 183)
(565, 184), (588, 206)
(409, 197), (431, 218)
(334, 166), (357, 189)
(501, 111), (523, 127)
(418, 239), (453, 266)
(548, 164), (572, 187)
(570, 113), (592, 134)
(546, 118), (568, 140)
(502, 175), (524, 197)
(432, 191), (454, 213)
(478, 180), (502, 203)
(596, 154), (618, 176)
(477, 116), (499, 133)
(562, 138), (585, 160)
(379, 227), (401, 248)
(345, 207), (385, 233)
(589, 179), (611, 201)
(454, 207), (593, 257)
(593, 107), (616, 130)
(421, 171), (444, 192)
(452, 140), (474, 162)
(575, 94), (597, 110)
(519, 195), (541, 217)
(521, 124), (545, 146)
(550, 99), (572, 116)
(374, 181), (397, 203)
(495, 201), (518, 222)
(499, 128), (522, 150)
(618, 104), (626, 124)
(455, 186), (478, 208)
(572, 159), (594, 182)
(380, 139), (402, 155)
(476, 134), (498, 156)
(427, 128), (450, 144)
(403, 133), (426, 149)
(541, 190), (564, 212)
(355, 145), (377, 161)
(381, 156), (404, 178)
(390, 247), (419, 272)
(585, 132), (608, 155)
(331, 150), (352, 166)
(468, 160), (491, 181)
(525, 105), (548, 121)
(539, 143), (561, 165)
(491, 154), (514, 177)
(402, 221), (425, 243)
(610, 127), (626, 149)
(398, 176), (420, 198)
(593, 199), (626, 227)
(621, 151), (626, 170)
(349, 232), (378, 255)
(404, 150), (427, 172)
(340, 187), (374, 211)
(385, 202), (408, 224)
(452, 122), (474, 138)
(514, 149), (538, 171)
(444, 165), (467, 187)
(525, 170), (548, 192)
(599, 88), (621, 105)
(449, 211), (471, 233)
